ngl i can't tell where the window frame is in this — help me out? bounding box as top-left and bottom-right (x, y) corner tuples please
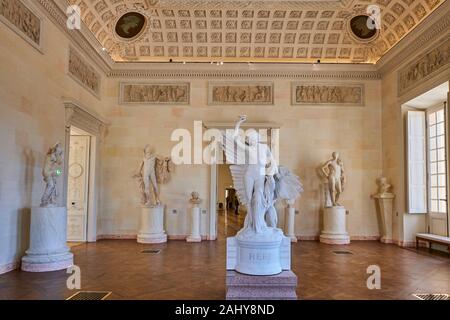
(425, 103), (447, 216)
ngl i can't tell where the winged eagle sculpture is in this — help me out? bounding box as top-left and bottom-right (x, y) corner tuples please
(221, 115), (303, 236)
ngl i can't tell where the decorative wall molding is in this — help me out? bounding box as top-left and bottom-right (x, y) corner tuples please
(108, 69), (381, 80)
(377, 1), (450, 75)
(68, 47), (101, 98)
(208, 81), (273, 105)
(63, 99), (108, 136)
(0, 0), (44, 53)
(35, 0), (113, 73)
(119, 82), (190, 105)
(292, 82), (364, 106)
(398, 36), (450, 97)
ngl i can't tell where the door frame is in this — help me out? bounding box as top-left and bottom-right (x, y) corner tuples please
(63, 99), (108, 242)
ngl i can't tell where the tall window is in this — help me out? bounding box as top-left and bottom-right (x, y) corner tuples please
(427, 107), (447, 214)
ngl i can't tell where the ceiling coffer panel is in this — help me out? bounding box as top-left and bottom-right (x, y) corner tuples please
(69, 0), (445, 63)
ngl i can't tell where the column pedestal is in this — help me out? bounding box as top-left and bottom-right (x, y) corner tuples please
(187, 206), (201, 242)
(373, 194), (395, 244)
(226, 270), (297, 300)
(137, 205), (167, 244)
(21, 207), (73, 272)
(284, 206), (297, 243)
(320, 206), (350, 245)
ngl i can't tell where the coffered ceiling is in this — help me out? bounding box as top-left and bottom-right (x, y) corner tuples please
(68, 0), (445, 63)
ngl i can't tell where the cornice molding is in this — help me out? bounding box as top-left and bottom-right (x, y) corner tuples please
(36, 0), (113, 74)
(108, 69), (381, 80)
(35, 0), (446, 82)
(63, 98), (109, 136)
(376, 0), (450, 76)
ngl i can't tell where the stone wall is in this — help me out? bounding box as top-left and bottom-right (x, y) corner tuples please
(0, 8), (106, 272)
(99, 75), (382, 239)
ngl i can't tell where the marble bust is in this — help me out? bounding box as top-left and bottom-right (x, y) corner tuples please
(40, 142), (63, 207)
(189, 191), (202, 206)
(320, 152), (346, 207)
(373, 177), (394, 198)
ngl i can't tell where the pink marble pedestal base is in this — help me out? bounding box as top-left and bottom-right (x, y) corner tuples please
(226, 270), (297, 300)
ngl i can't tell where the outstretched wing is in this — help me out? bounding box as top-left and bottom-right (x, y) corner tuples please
(221, 130), (246, 165)
(229, 165), (248, 206)
(275, 166), (304, 201)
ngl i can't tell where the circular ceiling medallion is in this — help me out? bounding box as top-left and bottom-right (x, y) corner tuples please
(349, 15), (378, 42)
(69, 163), (83, 178)
(115, 12), (147, 41)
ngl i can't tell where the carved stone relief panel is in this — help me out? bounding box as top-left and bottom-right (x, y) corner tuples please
(120, 82), (190, 105)
(0, 0), (42, 50)
(68, 47), (101, 97)
(398, 37), (450, 96)
(208, 82), (274, 105)
(292, 83), (364, 106)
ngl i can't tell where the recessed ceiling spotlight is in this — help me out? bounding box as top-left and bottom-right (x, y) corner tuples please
(101, 47), (107, 52)
(220, 61), (224, 65)
(182, 61), (186, 64)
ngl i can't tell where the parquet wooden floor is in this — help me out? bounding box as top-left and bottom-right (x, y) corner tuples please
(1, 212), (449, 300)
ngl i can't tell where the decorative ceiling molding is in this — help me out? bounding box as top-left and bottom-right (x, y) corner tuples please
(377, 0), (450, 75)
(107, 68), (381, 80)
(140, 1), (354, 10)
(32, 0), (449, 80)
(36, 0), (113, 73)
(67, 0), (446, 64)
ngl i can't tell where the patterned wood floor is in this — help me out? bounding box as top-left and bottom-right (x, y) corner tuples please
(0, 213), (449, 300)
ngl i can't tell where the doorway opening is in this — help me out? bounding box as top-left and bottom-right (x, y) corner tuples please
(66, 126), (93, 243)
(216, 163), (245, 238)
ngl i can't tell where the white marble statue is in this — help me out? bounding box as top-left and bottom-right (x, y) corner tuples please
(134, 145), (161, 206)
(224, 115), (304, 235)
(224, 115), (303, 275)
(320, 152), (346, 207)
(40, 142), (63, 207)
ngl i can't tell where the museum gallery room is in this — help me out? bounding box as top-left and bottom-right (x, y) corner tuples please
(0, 0), (449, 302)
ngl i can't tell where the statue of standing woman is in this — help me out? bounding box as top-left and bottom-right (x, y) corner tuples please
(40, 142), (63, 207)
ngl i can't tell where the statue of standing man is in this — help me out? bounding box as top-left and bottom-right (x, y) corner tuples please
(134, 145), (160, 206)
(321, 152), (345, 207)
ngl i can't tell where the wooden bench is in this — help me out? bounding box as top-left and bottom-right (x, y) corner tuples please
(416, 233), (450, 255)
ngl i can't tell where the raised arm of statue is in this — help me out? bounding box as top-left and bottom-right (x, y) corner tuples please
(266, 145), (279, 176)
(233, 115), (248, 152)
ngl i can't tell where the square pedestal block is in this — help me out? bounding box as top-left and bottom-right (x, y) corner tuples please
(226, 270), (297, 300)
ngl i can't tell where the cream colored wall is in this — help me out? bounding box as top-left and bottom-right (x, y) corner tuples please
(0, 14), (106, 271)
(100, 76), (382, 239)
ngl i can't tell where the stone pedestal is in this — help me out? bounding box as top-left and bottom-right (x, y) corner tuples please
(227, 228), (290, 276)
(373, 194), (395, 244)
(284, 206), (297, 243)
(187, 206), (201, 242)
(21, 207), (73, 272)
(320, 206), (350, 245)
(226, 270), (297, 300)
(137, 205), (167, 244)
